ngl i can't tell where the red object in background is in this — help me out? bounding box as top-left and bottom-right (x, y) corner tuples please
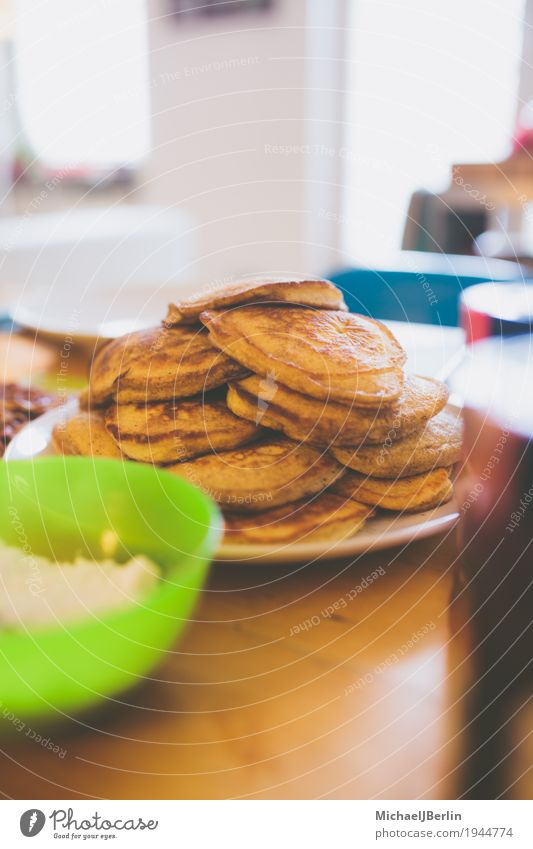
(512, 99), (533, 152)
(512, 125), (533, 153)
(451, 335), (533, 798)
(460, 281), (533, 343)
(460, 300), (490, 343)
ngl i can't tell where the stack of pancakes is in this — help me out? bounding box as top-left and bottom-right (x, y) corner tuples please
(53, 277), (461, 546)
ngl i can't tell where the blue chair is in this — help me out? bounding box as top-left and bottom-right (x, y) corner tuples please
(328, 252), (525, 326)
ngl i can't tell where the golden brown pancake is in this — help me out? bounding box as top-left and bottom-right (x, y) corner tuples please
(169, 436), (343, 512)
(332, 408), (462, 478)
(224, 493), (373, 545)
(165, 276), (347, 325)
(52, 413), (123, 459)
(227, 374), (448, 447)
(201, 307), (406, 405)
(331, 467), (453, 512)
(89, 325), (247, 405)
(78, 386), (90, 411)
(105, 396), (260, 464)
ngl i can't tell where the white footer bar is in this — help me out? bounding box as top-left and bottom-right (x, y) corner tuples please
(1, 799), (532, 847)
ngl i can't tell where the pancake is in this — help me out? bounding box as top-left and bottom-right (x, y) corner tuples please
(78, 386), (90, 411)
(105, 396), (260, 464)
(331, 467), (453, 512)
(168, 436), (344, 512)
(165, 276), (347, 325)
(227, 374), (448, 447)
(52, 413), (123, 459)
(89, 325), (247, 405)
(201, 307), (406, 405)
(332, 408), (462, 478)
(224, 493), (373, 545)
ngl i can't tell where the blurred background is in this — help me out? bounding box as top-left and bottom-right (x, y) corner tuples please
(1, 2), (532, 803)
(1, 0), (533, 327)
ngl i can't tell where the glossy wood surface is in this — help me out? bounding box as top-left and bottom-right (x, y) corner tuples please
(1, 325), (529, 800)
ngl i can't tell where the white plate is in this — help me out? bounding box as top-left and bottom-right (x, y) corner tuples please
(5, 400), (460, 563)
(9, 284), (197, 344)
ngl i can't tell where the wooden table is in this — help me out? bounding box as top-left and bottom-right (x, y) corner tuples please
(1, 536), (460, 800)
(0, 325), (528, 800)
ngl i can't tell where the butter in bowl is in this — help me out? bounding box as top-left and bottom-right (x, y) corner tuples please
(0, 456), (222, 723)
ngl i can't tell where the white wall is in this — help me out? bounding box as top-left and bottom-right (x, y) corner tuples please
(141, 0), (347, 282)
(517, 0), (533, 111)
(0, 40), (15, 216)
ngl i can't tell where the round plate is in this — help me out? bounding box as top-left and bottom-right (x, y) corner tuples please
(9, 284), (188, 345)
(5, 400), (460, 562)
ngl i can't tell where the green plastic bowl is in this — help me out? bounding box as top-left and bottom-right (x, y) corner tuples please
(0, 457), (222, 723)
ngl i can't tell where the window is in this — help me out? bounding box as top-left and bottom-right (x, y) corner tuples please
(342, 0), (525, 262)
(14, 0), (150, 171)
